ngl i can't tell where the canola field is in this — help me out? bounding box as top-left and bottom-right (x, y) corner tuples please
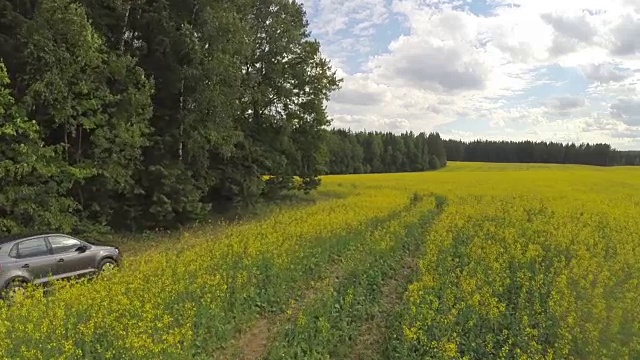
(1, 162), (639, 359)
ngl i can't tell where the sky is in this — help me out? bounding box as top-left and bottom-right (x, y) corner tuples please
(300, 0), (640, 150)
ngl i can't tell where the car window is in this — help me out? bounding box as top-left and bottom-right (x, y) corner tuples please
(48, 236), (82, 254)
(17, 238), (50, 258)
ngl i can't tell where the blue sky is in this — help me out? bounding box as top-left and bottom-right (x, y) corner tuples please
(301, 0), (640, 150)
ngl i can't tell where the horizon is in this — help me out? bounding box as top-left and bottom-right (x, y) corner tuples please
(301, 0), (640, 151)
(327, 126), (640, 152)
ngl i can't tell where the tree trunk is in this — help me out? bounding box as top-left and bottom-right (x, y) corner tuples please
(76, 124), (82, 164)
(178, 78), (184, 162)
(120, 2), (131, 53)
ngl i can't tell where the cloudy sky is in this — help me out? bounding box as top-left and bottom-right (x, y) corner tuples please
(301, 0), (640, 150)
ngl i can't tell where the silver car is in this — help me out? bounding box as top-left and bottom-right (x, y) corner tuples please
(0, 233), (121, 298)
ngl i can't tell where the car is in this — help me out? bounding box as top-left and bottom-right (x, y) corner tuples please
(0, 232), (121, 299)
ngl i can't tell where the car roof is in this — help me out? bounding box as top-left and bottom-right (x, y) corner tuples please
(0, 232), (71, 245)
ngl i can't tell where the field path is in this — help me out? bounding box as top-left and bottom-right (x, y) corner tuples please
(209, 204), (416, 360)
(346, 250), (419, 360)
(348, 195), (447, 360)
(220, 268), (347, 360)
(233, 317), (271, 360)
(253, 194), (447, 359)
(216, 269), (347, 360)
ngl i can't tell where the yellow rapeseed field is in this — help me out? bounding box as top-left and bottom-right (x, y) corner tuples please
(1, 162), (639, 359)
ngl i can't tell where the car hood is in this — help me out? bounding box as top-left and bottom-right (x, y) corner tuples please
(89, 244), (117, 252)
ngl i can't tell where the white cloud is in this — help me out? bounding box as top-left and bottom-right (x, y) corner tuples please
(305, 0), (389, 38)
(610, 98), (640, 125)
(303, 0), (393, 70)
(579, 62), (634, 83)
(371, 35), (489, 92)
(541, 12), (597, 44)
(541, 11), (599, 56)
(303, 0), (640, 149)
(545, 95), (585, 109)
(609, 14), (640, 56)
(330, 73), (390, 106)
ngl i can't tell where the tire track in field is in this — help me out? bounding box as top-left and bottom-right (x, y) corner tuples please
(220, 275), (343, 360)
(253, 194), (446, 359)
(347, 258), (418, 360)
(348, 194), (447, 360)
(209, 203), (419, 360)
(219, 271), (349, 360)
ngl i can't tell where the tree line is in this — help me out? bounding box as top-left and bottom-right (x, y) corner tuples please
(0, 0), (340, 235)
(616, 151), (640, 166)
(325, 129), (447, 174)
(443, 139), (639, 167)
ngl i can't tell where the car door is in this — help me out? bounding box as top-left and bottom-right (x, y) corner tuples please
(12, 237), (56, 284)
(47, 235), (95, 277)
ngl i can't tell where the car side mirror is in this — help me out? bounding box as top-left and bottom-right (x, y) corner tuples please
(75, 245), (88, 253)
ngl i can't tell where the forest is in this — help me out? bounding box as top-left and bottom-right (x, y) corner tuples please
(0, 0), (344, 235)
(324, 129), (636, 175)
(443, 139), (639, 167)
(325, 129), (447, 175)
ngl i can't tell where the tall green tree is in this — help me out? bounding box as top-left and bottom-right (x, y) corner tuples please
(363, 133), (383, 173)
(81, 0), (252, 225)
(0, 0), (343, 234)
(416, 132), (430, 170)
(0, 62), (78, 234)
(427, 132), (446, 169)
(403, 132), (421, 172)
(0, 0), (37, 94)
(324, 129), (448, 175)
(20, 0), (153, 231)
(238, 0), (340, 195)
(81, 0), (340, 223)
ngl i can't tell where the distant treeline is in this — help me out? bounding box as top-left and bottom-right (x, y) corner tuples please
(444, 139), (639, 166)
(325, 129), (447, 174)
(616, 151), (640, 166)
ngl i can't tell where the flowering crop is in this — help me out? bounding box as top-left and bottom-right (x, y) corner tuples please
(389, 163), (640, 359)
(264, 193), (442, 359)
(1, 162), (639, 359)
(0, 184), (408, 359)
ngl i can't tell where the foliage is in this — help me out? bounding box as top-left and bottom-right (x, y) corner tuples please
(0, 62), (79, 234)
(19, 0), (154, 233)
(615, 150), (640, 166)
(391, 162), (640, 359)
(325, 129), (446, 174)
(0, 0), (340, 234)
(265, 196), (441, 359)
(444, 139), (619, 166)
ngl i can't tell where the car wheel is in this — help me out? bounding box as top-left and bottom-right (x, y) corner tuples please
(98, 258), (117, 273)
(2, 279), (27, 301)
